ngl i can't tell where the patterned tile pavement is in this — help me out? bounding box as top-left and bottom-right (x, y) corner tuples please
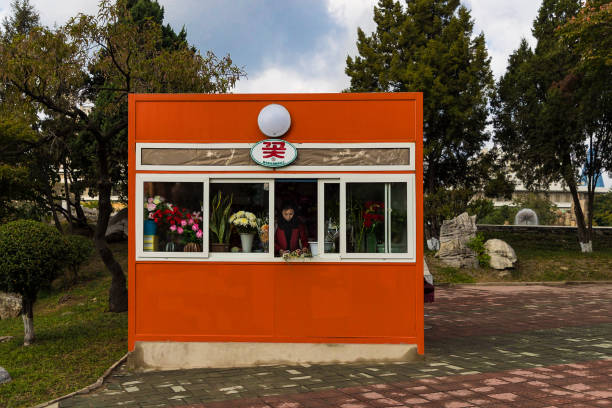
(58, 284), (612, 407)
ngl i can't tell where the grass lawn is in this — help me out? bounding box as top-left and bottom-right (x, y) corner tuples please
(0, 242), (128, 408)
(427, 230), (612, 284)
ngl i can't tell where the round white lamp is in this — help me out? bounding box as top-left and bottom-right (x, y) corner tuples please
(257, 104), (291, 137)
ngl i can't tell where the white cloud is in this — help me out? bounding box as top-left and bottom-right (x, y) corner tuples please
(236, 0), (377, 93)
(465, 0), (540, 77)
(0, 0), (98, 28)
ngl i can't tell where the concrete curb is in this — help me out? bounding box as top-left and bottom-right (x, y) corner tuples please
(435, 280), (612, 288)
(33, 352), (129, 408)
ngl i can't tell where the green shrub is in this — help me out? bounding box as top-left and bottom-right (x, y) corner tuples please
(0, 220), (67, 345)
(467, 198), (495, 223)
(593, 192), (612, 226)
(480, 205), (518, 225)
(467, 232), (491, 267)
(64, 234), (94, 282)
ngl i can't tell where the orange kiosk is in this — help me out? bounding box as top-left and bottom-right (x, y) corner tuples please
(128, 93), (424, 369)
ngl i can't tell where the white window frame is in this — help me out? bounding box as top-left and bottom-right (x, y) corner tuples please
(339, 174), (416, 260)
(136, 142), (415, 172)
(136, 173), (209, 260)
(136, 173), (416, 262)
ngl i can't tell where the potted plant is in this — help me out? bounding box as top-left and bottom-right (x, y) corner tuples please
(229, 211), (258, 252)
(209, 191), (233, 252)
(181, 218), (204, 252)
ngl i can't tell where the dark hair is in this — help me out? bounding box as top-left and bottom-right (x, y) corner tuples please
(281, 202), (296, 211)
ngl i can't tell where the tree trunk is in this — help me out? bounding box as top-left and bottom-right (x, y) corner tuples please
(566, 176), (592, 253)
(73, 188), (93, 232)
(95, 140), (128, 313)
(22, 297), (35, 346)
(63, 162), (73, 233)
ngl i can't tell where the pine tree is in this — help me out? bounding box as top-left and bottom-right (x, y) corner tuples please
(346, 0), (494, 236)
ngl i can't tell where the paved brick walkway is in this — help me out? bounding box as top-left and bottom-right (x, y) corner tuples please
(58, 284), (612, 408)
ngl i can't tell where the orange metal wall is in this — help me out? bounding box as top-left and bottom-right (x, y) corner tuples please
(128, 93), (424, 353)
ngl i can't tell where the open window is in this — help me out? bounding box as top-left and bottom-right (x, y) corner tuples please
(209, 180), (272, 257)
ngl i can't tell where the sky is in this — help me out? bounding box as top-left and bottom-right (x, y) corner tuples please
(0, 0), (542, 89)
(0, 0), (609, 186)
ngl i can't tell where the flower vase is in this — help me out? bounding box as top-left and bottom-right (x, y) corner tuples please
(366, 232), (377, 253)
(143, 219), (157, 252)
(240, 233), (255, 253)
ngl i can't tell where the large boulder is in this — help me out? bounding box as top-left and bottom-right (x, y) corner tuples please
(436, 212), (478, 268)
(105, 208), (128, 242)
(0, 292), (21, 320)
(0, 366), (11, 384)
(484, 239), (517, 269)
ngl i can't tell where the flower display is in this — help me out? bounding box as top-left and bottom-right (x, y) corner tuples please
(362, 201), (384, 231)
(144, 196), (203, 247)
(229, 211), (258, 234)
(282, 248), (312, 262)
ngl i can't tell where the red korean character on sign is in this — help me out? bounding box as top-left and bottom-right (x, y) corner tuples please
(261, 141), (286, 159)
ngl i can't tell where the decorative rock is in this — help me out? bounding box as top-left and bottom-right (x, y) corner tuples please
(0, 292), (22, 320)
(105, 208), (128, 242)
(484, 239), (517, 270)
(436, 212), (478, 268)
(0, 366), (10, 384)
(426, 237), (440, 251)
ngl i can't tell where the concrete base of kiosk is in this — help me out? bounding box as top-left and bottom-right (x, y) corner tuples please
(128, 341), (420, 370)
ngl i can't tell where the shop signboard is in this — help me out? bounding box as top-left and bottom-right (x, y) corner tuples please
(250, 139), (298, 168)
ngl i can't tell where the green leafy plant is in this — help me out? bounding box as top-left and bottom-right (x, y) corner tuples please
(209, 191), (233, 243)
(467, 232), (491, 268)
(64, 234), (94, 283)
(0, 219), (67, 345)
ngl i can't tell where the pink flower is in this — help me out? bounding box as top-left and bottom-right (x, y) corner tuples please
(196, 230), (203, 238)
(147, 203), (156, 211)
(148, 198), (153, 204)
(170, 225), (177, 232)
(177, 227), (184, 234)
(192, 224), (199, 231)
(188, 219), (194, 225)
(180, 220), (187, 227)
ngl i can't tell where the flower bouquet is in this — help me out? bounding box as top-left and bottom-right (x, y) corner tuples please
(282, 248), (312, 262)
(230, 211), (258, 252)
(229, 211), (258, 233)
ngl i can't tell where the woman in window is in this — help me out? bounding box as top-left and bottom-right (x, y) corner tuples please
(275, 202), (309, 256)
